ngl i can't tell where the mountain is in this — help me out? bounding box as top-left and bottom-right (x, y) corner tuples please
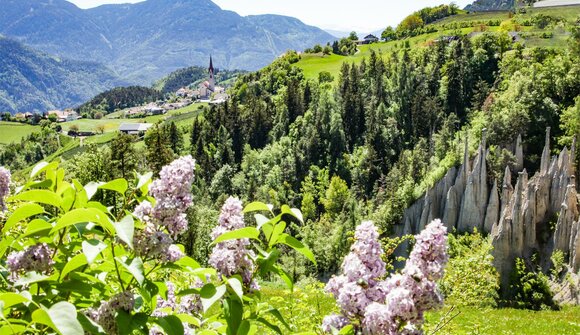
(0, 0), (334, 84)
(464, 0), (515, 11)
(0, 37), (127, 114)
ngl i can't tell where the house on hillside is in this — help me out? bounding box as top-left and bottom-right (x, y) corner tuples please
(119, 123), (152, 135)
(363, 34), (379, 44)
(47, 110), (79, 122)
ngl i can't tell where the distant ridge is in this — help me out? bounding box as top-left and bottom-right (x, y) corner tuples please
(0, 37), (127, 114)
(0, 0), (333, 84)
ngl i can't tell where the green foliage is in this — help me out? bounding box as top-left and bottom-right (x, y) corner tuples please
(440, 232), (500, 307)
(507, 258), (557, 310)
(77, 86), (163, 118)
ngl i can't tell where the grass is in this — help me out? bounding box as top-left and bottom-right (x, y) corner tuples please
(260, 283), (580, 334)
(295, 5), (580, 82)
(0, 121), (39, 145)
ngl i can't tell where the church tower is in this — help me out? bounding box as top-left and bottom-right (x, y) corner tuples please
(208, 55), (215, 91)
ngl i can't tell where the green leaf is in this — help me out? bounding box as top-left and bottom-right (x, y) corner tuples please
(30, 161), (58, 179)
(256, 317), (282, 335)
(52, 208), (114, 235)
(277, 234), (316, 264)
(174, 256), (200, 270)
(11, 190), (62, 208)
(20, 219), (53, 239)
(226, 277), (244, 301)
(98, 179), (128, 195)
(0, 292), (29, 308)
(254, 214), (270, 229)
(269, 222), (286, 248)
(115, 215), (134, 249)
(119, 257), (144, 286)
(200, 283), (226, 313)
(77, 313), (106, 335)
(153, 315), (184, 335)
(82, 239), (107, 265)
(3, 203), (45, 233)
(273, 265), (293, 291)
(257, 249), (281, 277)
(32, 301), (83, 335)
(243, 201), (271, 213)
(136, 172), (153, 190)
(84, 182), (103, 201)
(60, 254), (88, 281)
(116, 311), (148, 335)
(265, 309), (291, 330)
(290, 208), (304, 223)
(14, 272), (50, 287)
(224, 298), (243, 335)
(338, 324), (355, 334)
(0, 324), (27, 334)
(213, 227), (260, 244)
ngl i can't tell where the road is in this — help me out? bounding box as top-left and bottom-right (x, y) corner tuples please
(534, 0), (580, 8)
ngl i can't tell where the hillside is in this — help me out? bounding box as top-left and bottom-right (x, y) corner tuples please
(0, 37), (127, 114)
(465, 0), (515, 11)
(295, 5), (580, 81)
(0, 0), (334, 84)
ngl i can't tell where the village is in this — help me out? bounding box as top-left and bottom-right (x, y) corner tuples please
(0, 57), (228, 138)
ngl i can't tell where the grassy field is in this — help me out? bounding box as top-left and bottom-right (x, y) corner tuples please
(261, 283), (580, 334)
(0, 121), (39, 145)
(295, 5), (580, 82)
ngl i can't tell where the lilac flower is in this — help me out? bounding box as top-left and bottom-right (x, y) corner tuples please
(151, 281), (202, 335)
(6, 243), (54, 280)
(132, 156), (195, 262)
(325, 221), (386, 320)
(323, 220), (448, 335)
(209, 197), (256, 287)
(87, 291), (134, 335)
(0, 166), (10, 210)
(322, 314), (350, 333)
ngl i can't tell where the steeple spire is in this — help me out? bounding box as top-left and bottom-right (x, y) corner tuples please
(208, 55), (215, 90)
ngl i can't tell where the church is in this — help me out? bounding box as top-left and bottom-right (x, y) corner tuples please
(194, 56), (226, 101)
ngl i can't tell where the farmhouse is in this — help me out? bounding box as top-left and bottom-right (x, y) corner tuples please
(119, 123), (152, 135)
(47, 110), (79, 122)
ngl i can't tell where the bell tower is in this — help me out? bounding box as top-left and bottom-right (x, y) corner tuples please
(208, 55), (215, 91)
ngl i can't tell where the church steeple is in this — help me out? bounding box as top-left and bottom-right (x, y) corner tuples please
(208, 55), (215, 90)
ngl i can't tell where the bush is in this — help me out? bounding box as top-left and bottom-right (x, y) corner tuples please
(440, 231), (500, 307)
(507, 258), (558, 310)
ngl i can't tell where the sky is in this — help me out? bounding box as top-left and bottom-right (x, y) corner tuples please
(69, 0), (474, 32)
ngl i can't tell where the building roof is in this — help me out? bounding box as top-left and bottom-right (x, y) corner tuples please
(364, 34), (378, 40)
(119, 123), (153, 132)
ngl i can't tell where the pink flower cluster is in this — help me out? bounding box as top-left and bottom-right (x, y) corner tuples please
(323, 220), (448, 335)
(87, 291), (135, 334)
(0, 166), (10, 210)
(133, 156), (196, 262)
(208, 197), (256, 287)
(6, 243), (54, 281)
(150, 281), (202, 335)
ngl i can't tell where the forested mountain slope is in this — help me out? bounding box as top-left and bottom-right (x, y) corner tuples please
(0, 37), (127, 113)
(0, 0), (333, 84)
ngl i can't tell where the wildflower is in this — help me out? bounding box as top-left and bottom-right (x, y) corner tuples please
(0, 166), (10, 210)
(6, 243), (54, 280)
(209, 197), (256, 286)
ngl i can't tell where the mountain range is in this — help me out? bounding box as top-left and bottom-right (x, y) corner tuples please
(464, 0), (515, 11)
(0, 0), (333, 85)
(0, 36), (127, 114)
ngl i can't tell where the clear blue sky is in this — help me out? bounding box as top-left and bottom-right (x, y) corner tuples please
(68, 0), (473, 32)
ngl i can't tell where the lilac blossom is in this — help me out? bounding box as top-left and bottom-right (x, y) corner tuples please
(6, 243), (54, 280)
(323, 220), (449, 335)
(0, 166), (10, 210)
(209, 197), (256, 287)
(325, 221), (386, 318)
(150, 281), (202, 335)
(132, 156), (195, 262)
(322, 314), (350, 333)
(87, 291), (134, 335)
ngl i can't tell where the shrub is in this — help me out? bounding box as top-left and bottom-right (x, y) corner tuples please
(507, 258), (558, 310)
(440, 232), (500, 307)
